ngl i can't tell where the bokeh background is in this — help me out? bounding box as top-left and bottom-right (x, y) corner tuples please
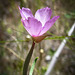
(0, 0), (75, 75)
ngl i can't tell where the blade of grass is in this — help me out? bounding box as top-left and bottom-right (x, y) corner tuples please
(29, 57), (39, 75)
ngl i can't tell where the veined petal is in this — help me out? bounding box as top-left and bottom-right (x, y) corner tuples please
(19, 6), (33, 19)
(21, 19), (32, 35)
(21, 17), (42, 36)
(39, 16), (60, 35)
(35, 7), (52, 27)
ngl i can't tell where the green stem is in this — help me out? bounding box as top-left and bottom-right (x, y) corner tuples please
(23, 41), (35, 75)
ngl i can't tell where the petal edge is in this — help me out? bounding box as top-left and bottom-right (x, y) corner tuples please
(39, 16), (60, 35)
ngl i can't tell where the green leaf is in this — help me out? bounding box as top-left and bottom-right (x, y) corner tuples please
(29, 57), (39, 75)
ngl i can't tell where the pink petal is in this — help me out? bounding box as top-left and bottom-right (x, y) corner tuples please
(21, 17), (42, 36)
(19, 6), (33, 19)
(35, 7), (52, 27)
(39, 16), (60, 35)
(21, 19), (32, 35)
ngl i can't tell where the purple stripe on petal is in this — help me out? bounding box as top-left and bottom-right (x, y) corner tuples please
(39, 16), (60, 35)
(35, 7), (52, 27)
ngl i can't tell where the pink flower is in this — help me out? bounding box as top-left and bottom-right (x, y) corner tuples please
(19, 7), (59, 43)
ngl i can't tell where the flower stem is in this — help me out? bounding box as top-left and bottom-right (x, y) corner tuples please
(23, 41), (35, 75)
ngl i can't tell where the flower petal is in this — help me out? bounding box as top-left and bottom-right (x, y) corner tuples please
(35, 7), (52, 27)
(21, 19), (32, 35)
(39, 16), (60, 35)
(21, 17), (42, 36)
(19, 6), (33, 19)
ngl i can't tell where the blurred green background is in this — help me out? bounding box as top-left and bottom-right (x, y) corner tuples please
(0, 0), (75, 75)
